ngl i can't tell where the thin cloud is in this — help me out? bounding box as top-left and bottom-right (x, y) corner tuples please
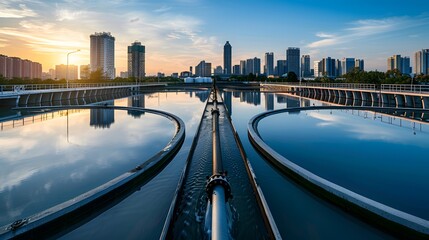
(307, 15), (429, 49)
(0, 1), (220, 74)
(316, 32), (336, 38)
(153, 6), (171, 13)
(55, 9), (85, 21)
(0, 3), (38, 18)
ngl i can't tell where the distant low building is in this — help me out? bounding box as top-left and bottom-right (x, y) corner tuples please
(55, 64), (78, 80)
(171, 72), (179, 78)
(180, 71), (191, 78)
(157, 72), (165, 78)
(214, 65), (223, 75)
(120, 71), (128, 78)
(41, 72), (53, 80)
(184, 77), (212, 83)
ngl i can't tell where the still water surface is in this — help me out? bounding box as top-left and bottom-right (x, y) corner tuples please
(0, 90), (401, 239)
(258, 108), (429, 220)
(0, 107), (176, 227)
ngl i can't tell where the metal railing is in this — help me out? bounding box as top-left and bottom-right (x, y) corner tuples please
(0, 82), (166, 94)
(381, 84), (429, 93)
(265, 82), (429, 94)
(265, 82), (376, 90)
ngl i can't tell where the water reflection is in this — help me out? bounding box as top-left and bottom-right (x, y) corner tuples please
(264, 93), (274, 111)
(194, 91), (210, 102)
(0, 108), (175, 227)
(127, 95), (145, 118)
(90, 102), (115, 129)
(258, 109), (429, 220)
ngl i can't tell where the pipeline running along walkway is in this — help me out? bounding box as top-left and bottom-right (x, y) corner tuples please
(163, 86), (279, 239)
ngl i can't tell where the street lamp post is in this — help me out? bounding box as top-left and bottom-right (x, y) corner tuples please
(67, 49), (80, 88)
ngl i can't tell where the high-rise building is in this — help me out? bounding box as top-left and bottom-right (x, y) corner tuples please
(195, 60), (211, 77)
(31, 62), (42, 79)
(314, 61), (321, 77)
(245, 57), (261, 75)
(341, 58), (355, 75)
(232, 65), (240, 75)
(11, 57), (22, 78)
(387, 55), (402, 72)
(402, 57), (411, 74)
(315, 57), (338, 78)
(240, 60), (246, 75)
(253, 57), (261, 75)
(55, 64), (78, 80)
(355, 59), (364, 71)
(322, 57), (337, 77)
(80, 64), (90, 79)
(246, 58), (254, 75)
(0, 55), (7, 78)
(21, 59), (31, 79)
(414, 49), (429, 75)
(301, 55), (311, 78)
(128, 41), (145, 80)
(223, 41), (232, 75)
(90, 32), (115, 79)
(387, 54), (410, 74)
(277, 60), (287, 77)
(335, 59), (341, 77)
(264, 52), (274, 76)
(286, 47), (300, 78)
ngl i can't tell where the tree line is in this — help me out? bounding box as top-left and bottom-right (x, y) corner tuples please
(2, 68), (429, 85)
(0, 69), (182, 85)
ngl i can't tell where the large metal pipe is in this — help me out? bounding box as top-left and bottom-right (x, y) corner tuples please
(212, 185), (229, 240)
(212, 102), (223, 174)
(207, 85), (231, 240)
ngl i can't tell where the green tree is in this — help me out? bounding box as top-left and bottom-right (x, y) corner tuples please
(89, 69), (106, 81)
(286, 71), (298, 82)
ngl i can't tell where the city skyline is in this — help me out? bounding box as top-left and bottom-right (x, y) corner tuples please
(0, 0), (428, 75)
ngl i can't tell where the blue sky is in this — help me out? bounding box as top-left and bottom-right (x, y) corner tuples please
(0, 0), (428, 75)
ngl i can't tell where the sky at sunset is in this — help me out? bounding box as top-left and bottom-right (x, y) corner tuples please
(0, 0), (428, 75)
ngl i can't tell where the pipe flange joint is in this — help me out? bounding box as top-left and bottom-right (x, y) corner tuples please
(206, 174), (231, 202)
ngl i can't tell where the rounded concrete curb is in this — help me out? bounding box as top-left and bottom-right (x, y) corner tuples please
(248, 106), (429, 239)
(0, 105), (185, 239)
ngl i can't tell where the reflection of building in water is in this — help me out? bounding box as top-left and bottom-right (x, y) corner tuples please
(232, 91), (241, 98)
(195, 91), (210, 103)
(90, 101), (115, 129)
(239, 91), (261, 106)
(127, 95), (145, 118)
(300, 97), (310, 107)
(264, 93), (274, 111)
(223, 91), (232, 114)
(277, 95), (300, 108)
(0, 109), (85, 132)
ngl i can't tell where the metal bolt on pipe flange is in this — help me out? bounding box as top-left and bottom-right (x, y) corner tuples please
(206, 174), (232, 202)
